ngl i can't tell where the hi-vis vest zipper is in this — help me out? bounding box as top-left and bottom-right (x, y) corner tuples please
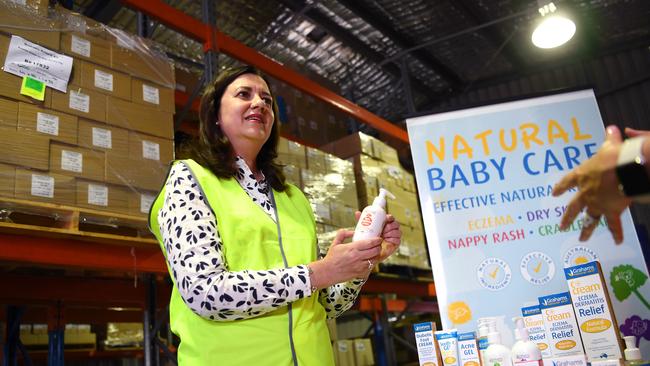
(149, 159), (333, 366)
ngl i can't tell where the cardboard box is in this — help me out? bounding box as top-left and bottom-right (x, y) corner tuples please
(277, 138), (306, 169)
(0, 162), (15, 198)
(0, 7), (60, 50)
(0, 97), (18, 128)
(131, 78), (174, 113)
(306, 146), (327, 173)
(321, 132), (375, 160)
(128, 190), (157, 216)
(128, 131), (174, 164)
(60, 33), (111, 67)
(111, 43), (175, 88)
(174, 67), (201, 93)
(0, 127), (50, 170)
(50, 85), (107, 122)
(353, 338), (375, 366)
(15, 168), (75, 205)
(18, 103), (78, 145)
(105, 154), (135, 187)
(77, 60), (132, 100)
(105, 153), (168, 192)
(282, 164), (301, 187)
(333, 340), (355, 366)
(77, 119), (129, 157)
(106, 97), (173, 139)
(76, 179), (130, 213)
(0, 61), (52, 107)
(50, 142), (105, 182)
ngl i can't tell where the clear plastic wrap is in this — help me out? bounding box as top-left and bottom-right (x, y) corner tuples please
(0, 3), (175, 242)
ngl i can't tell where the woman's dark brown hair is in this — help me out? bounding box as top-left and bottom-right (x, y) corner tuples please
(179, 65), (287, 191)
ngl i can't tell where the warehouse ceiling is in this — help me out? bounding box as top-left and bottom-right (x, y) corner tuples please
(73, 0), (650, 128)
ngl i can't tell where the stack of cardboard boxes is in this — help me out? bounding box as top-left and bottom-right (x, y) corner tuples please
(0, 2), (175, 218)
(277, 137), (358, 254)
(322, 132), (429, 270)
(268, 78), (350, 146)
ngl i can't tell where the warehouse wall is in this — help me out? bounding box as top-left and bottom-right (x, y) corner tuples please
(434, 44), (650, 256)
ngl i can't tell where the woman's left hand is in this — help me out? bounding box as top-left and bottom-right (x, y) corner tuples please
(355, 212), (401, 262)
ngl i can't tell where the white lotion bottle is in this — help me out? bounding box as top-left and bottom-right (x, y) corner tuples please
(485, 328), (512, 366)
(511, 317), (543, 366)
(353, 188), (395, 241)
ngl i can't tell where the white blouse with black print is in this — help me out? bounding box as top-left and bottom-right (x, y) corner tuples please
(157, 157), (365, 321)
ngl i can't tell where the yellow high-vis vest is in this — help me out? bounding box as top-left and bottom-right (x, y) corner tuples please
(149, 159), (334, 365)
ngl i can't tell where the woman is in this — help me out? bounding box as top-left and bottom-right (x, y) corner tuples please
(149, 65), (401, 365)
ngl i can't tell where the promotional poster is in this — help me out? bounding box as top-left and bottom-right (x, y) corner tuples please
(406, 90), (650, 355)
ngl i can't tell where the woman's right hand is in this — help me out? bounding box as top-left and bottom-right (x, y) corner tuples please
(309, 229), (382, 289)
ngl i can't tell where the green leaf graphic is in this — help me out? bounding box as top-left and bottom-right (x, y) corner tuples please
(610, 264), (649, 310)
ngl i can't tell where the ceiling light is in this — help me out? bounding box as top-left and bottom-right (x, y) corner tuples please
(531, 2), (576, 49)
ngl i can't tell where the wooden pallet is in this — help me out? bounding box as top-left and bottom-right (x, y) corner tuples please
(0, 197), (156, 247)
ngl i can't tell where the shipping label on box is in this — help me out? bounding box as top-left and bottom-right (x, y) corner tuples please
(51, 86), (107, 122)
(18, 103), (78, 145)
(61, 33), (111, 67)
(15, 168), (75, 205)
(78, 119), (128, 155)
(79, 60), (131, 100)
(50, 143), (105, 181)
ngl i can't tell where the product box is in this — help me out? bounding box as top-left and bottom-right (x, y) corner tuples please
(60, 33), (111, 67)
(521, 305), (553, 359)
(542, 354), (588, 366)
(76, 60), (132, 100)
(15, 168), (75, 205)
(49, 142), (105, 182)
(17, 103), (78, 145)
(77, 119), (129, 156)
(414, 322), (441, 366)
(0, 97), (18, 128)
(333, 340), (355, 366)
(127, 131), (174, 164)
(76, 179), (130, 213)
(105, 154), (136, 187)
(110, 43), (175, 88)
(0, 162), (15, 198)
(538, 292), (585, 357)
(436, 329), (459, 366)
(50, 85), (107, 122)
(458, 332), (480, 366)
(106, 97), (174, 139)
(131, 78), (174, 113)
(353, 338), (375, 366)
(564, 261), (623, 361)
(0, 127), (50, 170)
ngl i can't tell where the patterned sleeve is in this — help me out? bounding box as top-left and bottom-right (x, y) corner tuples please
(157, 163), (314, 321)
(319, 279), (366, 318)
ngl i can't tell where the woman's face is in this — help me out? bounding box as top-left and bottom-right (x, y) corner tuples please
(218, 73), (275, 147)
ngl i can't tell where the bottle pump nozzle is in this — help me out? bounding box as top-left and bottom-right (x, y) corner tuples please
(373, 188), (395, 208)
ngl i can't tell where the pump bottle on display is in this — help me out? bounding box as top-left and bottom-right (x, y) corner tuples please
(353, 188), (395, 241)
(485, 324), (512, 366)
(511, 317), (543, 366)
(623, 336), (650, 366)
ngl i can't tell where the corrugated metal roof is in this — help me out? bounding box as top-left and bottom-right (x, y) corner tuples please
(73, 0), (650, 126)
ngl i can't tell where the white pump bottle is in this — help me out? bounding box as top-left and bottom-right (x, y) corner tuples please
(511, 317), (542, 366)
(353, 188), (395, 241)
(485, 321), (512, 366)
